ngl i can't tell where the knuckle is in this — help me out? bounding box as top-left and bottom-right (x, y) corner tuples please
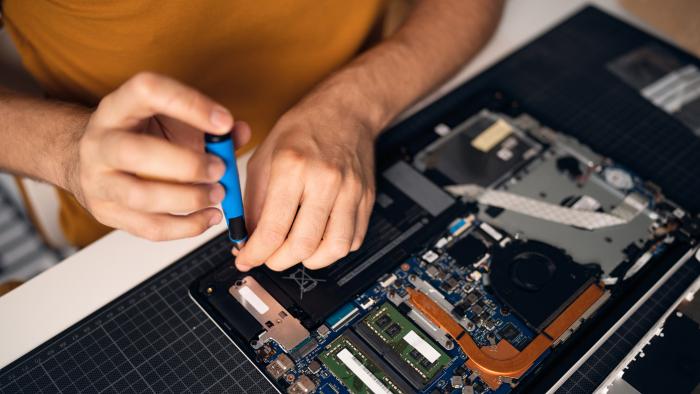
(95, 94), (114, 115)
(345, 172), (363, 188)
(290, 236), (317, 259)
(130, 72), (159, 96)
(141, 224), (166, 241)
(123, 187), (147, 209)
(190, 188), (211, 208)
(344, 174), (364, 199)
(112, 135), (141, 168)
(316, 162), (342, 183)
(186, 217), (209, 236)
(275, 148), (306, 168)
(258, 225), (288, 246)
(183, 154), (209, 180)
(305, 204), (328, 223)
(181, 90), (203, 112)
(328, 239), (352, 260)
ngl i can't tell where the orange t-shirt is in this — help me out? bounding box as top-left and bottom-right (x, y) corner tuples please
(2, 0), (385, 246)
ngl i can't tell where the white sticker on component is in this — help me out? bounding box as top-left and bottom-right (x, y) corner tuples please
(337, 349), (392, 394)
(403, 330), (440, 363)
(238, 285), (269, 314)
(479, 222), (503, 241)
(496, 148), (513, 161)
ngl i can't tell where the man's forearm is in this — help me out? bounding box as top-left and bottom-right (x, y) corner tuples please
(316, 0), (504, 136)
(0, 88), (89, 190)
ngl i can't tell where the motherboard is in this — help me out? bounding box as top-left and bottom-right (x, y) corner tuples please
(191, 110), (693, 394)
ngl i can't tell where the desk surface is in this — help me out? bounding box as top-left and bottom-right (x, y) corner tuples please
(0, 0), (654, 368)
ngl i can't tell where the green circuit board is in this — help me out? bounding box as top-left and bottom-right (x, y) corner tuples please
(359, 303), (450, 383)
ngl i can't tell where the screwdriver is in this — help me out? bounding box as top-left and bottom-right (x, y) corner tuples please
(205, 132), (247, 249)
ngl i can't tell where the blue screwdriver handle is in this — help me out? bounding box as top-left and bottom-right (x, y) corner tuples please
(204, 133), (247, 245)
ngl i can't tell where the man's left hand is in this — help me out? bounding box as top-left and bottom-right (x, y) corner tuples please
(232, 0), (504, 272)
(234, 86), (377, 272)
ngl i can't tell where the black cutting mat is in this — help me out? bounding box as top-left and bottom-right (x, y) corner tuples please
(2, 6), (700, 393)
(0, 235), (274, 394)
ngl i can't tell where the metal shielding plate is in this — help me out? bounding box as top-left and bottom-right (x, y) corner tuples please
(230, 276), (309, 351)
(479, 139), (655, 274)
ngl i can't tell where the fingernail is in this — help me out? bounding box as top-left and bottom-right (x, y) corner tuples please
(210, 184), (225, 204)
(209, 211), (222, 226)
(210, 106), (233, 132)
(208, 156), (226, 180)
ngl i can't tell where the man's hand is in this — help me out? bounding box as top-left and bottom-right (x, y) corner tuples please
(233, 0), (502, 272)
(68, 72), (250, 241)
(234, 86), (376, 272)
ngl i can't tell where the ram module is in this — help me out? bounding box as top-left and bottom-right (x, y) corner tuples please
(355, 303), (451, 389)
(320, 331), (413, 394)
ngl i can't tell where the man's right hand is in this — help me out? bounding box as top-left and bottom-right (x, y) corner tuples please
(67, 72), (250, 241)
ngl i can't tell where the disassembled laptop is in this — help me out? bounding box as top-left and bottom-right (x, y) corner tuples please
(192, 109), (698, 394)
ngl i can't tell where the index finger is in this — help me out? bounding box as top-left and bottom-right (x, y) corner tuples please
(101, 131), (225, 183)
(234, 157), (305, 271)
(97, 72), (233, 135)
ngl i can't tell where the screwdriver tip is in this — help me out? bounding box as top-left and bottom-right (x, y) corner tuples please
(232, 239), (246, 250)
